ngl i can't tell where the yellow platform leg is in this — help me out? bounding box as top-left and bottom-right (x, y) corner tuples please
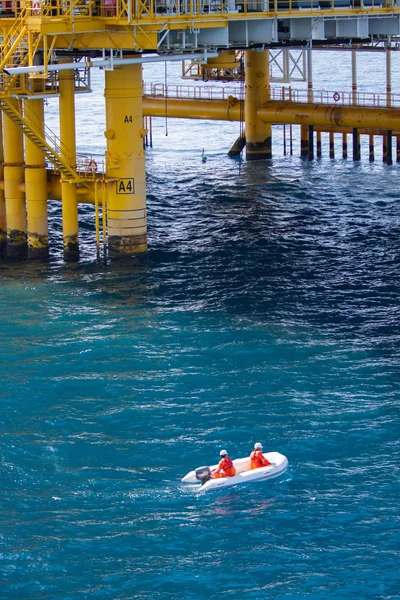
(0, 112), (6, 256)
(104, 63), (147, 255)
(24, 98), (49, 259)
(244, 49), (272, 161)
(59, 65), (79, 261)
(300, 125), (309, 158)
(3, 112), (26, 258)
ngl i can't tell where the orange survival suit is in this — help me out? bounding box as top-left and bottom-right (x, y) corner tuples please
(250, 449), (271, 470)
(212, 456), (237, 479)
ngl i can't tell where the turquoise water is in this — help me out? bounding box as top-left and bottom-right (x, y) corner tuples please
(1, 58), (400, 599)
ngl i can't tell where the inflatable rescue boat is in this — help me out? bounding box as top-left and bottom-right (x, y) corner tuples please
(182, 451), (288, 493)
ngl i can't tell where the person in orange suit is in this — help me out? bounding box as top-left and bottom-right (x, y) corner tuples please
(212, 449), (237, 478)
(250, 442), (271, 470)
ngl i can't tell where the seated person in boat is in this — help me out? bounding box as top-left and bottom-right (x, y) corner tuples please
(212, 449), (237, 478)
(250, 442), (272, 470)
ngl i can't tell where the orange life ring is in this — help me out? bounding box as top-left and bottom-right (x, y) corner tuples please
(32, 0), (41, 15)
(88, 159), (97, 173)
(333, 92), (340, 102)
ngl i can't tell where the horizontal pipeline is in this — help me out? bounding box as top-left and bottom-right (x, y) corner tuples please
(143, 96), (400, 131)
(0, 175), (96, 204)
(143, 97), (242, 121)
(257, 101), (400, 131)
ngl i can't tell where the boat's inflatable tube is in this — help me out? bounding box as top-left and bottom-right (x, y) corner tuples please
(182, 451), (288, 492)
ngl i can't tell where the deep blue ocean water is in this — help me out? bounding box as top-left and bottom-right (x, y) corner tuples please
(1, 55), (400, 599)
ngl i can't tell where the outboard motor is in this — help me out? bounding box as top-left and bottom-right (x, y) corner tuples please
(195, 466), (211, 485)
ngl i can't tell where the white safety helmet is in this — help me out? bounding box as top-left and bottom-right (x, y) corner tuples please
(220, 449), (228, 456)
(254, 442), (263, 450)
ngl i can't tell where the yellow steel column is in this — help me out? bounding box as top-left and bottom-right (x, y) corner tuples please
(300, 125), (308, 158)
(59, 64), (79, 261)
(308, 125), (314, 160)
(24, 98), (49, 259)
(3, 112), (26, 258)
(0, 112), (6, 256)
(244, 49), (271, 161)
(316, 131), (322, 158)
(329, 132), (335, 159)
(343, 133), (348, 159)
(382, 133), (388, 164)
(369, 134), (375, 162)
(353, 128), (360, 161)
(104, 63), (147, 255)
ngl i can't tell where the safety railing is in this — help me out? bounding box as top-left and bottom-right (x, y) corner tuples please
(0, 0), (395, 21)
(0, 5), (28, 71)
(152, 0), (393, 14)
(76, 154), (105, 178)
(144, 82), (400, 108)
(271, 87), (400, 107)
(144, 82), (245, 99)
(16, 95), (72, 161)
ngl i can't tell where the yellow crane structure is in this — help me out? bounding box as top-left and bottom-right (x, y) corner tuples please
(0, 0), (399, 259)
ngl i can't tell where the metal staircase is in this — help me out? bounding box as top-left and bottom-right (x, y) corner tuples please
(0, 7), (95, 189)
(0, 97), (93, 188)
(0, 7), (43, 98)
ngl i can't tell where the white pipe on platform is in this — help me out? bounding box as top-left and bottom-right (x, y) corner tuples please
(6, 50), (219, 75)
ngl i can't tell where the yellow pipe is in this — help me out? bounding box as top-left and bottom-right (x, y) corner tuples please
(3, 112), (26, 258)
(300, 124), (308, 158)
(369, 133), (375, 162)
(382, 132), (388, 163)
(257, 101), (400, 131)
(104, 63), (147, 256)
(244, 49), (272, 160)
(143, 96), (242, 121)
(145, 96), (400, 132)
(24, 98), (49, 259)
(0, 173), (98, 204)
(59, 63), (79, 261)
(317, 130), (322, 158)
(329, 131), (335, 159)
(47, 175), (96, 203)
(0, 112), (6, 255)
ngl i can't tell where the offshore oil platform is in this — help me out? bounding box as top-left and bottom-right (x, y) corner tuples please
(0, 0), (399, 260)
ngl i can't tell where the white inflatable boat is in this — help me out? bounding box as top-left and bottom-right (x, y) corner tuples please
(182, 451), (288, 493)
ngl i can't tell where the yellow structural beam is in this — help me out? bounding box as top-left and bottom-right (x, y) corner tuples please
(143, 97), (242, 121)
(47, 177), (96, 204)
(258, 101), (400, 131)
(44, 31), (158, 51)
(24, 98), (49, 259)
(59, 62), (79, 261)
(144, 95), (400, 133)
(3, 112), (26, 258)
(104, 62), (147, 256)
(1, 4), (400, 57)
(244, 49), (272, 160)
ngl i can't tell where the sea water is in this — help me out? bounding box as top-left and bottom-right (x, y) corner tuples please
(0, 53), (399, 599)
